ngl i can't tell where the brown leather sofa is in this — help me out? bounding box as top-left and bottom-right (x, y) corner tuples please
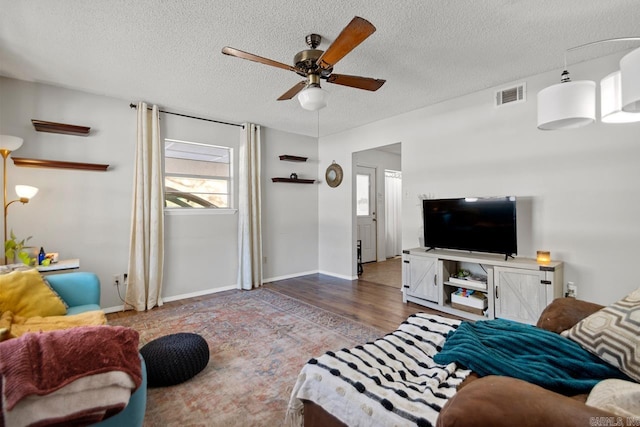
(304, 298), (626, 427)
(436, 297), (622, 427)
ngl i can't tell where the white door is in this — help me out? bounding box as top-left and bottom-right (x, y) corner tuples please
(356, 166), (377, 263)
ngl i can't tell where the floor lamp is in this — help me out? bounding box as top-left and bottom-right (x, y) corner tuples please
(0, 135), (38, 265)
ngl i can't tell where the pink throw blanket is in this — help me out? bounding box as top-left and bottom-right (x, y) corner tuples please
(0, 326), (141, 426)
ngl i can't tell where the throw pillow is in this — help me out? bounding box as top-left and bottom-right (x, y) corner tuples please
(586, 379), (640, 418)
(0, 269), (67, 317)
(562, 287), (640, 382)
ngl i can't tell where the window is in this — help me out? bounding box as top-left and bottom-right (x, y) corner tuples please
(356, 173), (370, 216)
(164, 139), (232, 209)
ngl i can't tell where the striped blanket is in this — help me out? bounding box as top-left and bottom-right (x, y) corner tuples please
(285, 313), (470, 427)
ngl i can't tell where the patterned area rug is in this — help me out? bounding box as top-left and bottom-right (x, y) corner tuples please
(108, 288), (384, 426)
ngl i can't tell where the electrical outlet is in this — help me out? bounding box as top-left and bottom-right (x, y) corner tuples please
(567, 282), (577, 298)
(113, 274), (120, 286)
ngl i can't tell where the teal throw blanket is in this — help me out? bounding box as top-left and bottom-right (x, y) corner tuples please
(433, 319), (629, 394)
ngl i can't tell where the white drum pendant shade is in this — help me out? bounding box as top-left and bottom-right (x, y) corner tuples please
(537, 80), (596, 130)
(601, 71), (640, 123)
(620, 47), (640, 113)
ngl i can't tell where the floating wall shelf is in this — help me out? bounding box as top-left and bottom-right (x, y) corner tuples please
(12, 157), (109, 172)
(279, 155), (308, 162)
(31, 119), (91, 136)
(271, 178), (315, 184)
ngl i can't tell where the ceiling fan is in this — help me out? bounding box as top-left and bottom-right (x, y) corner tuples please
(221, 16), (386, 110)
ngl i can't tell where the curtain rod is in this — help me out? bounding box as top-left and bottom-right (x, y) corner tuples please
(129, 103), (244, 128)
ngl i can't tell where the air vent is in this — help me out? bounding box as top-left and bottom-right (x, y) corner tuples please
(495, 83), (526, 107)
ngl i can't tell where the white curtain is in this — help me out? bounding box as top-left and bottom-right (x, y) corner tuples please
(237, 123), (263, 290)
(126, 102), (164, 311)
(385, 170), (402, 258)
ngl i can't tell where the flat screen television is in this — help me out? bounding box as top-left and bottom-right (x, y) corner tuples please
(423, 197), (517, 258)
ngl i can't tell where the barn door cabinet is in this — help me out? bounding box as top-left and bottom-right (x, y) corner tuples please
(402, 253), (440, 304)
(402, 248), (563, 324)
(493, 266), (561, 325)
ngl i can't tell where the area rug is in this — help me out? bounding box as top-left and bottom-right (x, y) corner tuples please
(108, 288), (384, 427)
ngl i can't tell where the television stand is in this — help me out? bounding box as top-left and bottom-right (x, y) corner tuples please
(401, 248), (563, 325)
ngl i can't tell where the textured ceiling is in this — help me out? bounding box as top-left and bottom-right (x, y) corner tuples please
(1, 0), (638, 137)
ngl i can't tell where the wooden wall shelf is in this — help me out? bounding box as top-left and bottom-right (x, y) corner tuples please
(12, 157), (109, 171)
(271, 178), (315, 184)
(32, 120), (91, 136)
(279, 155), (308, 162)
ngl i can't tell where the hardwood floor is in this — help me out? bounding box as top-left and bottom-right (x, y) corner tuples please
(264, 273), (456, 332)
(359, 257), (402, 289)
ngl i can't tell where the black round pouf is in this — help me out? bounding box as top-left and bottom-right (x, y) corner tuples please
(140, 333), (209, 387)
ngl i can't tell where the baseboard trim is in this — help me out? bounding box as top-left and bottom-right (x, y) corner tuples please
(162, 285), (238, 302)
(318, 270), (358, 281)
(102, 284), (238, 313)
(263, 270), (319, 283)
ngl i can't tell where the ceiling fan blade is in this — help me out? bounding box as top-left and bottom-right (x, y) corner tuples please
(222, 46), (296, 73)
(326, 74), (386, 91)
(316, 16), (376, 70)
(277, 81), (307, 100)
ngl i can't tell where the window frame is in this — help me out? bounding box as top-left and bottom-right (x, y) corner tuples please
(163, 138), (236, 213)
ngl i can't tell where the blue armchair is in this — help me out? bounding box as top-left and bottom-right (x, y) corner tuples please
(44, 272), (147, 427)
(46, 272), (101, 315)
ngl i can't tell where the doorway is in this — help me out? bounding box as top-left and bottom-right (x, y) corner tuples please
(353, 143), (402, 288)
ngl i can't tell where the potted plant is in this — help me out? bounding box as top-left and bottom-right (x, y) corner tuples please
(5, 230), (36, 265)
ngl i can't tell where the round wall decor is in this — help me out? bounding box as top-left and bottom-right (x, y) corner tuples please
(325, 161), (343, 188)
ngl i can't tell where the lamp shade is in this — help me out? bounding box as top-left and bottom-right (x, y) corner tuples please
(601, 71), (640, 123)
(0, 135), (24, 152)
(15, 185), (38, 200)
(298, 86), (328, 111)
(537, 80), (596, 130)
(620, 46), (640, 113)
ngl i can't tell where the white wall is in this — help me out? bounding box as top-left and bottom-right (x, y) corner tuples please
(261, 128), (319, 281)
(318, 52), (640, 305)
(353, 147), (401, 261)
(0, 77), (136, 308)
(161, 113), (242, 301)
(0, 77), (319, 308)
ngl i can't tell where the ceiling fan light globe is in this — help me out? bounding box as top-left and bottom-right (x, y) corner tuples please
(298, 86), (328, 111)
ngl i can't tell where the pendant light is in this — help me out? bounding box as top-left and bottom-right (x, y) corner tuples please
(537, 37), (640, 130)
(537, 70), (595, 130)
(601, 70), (640, 123)
(620, 46), (640, 112)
